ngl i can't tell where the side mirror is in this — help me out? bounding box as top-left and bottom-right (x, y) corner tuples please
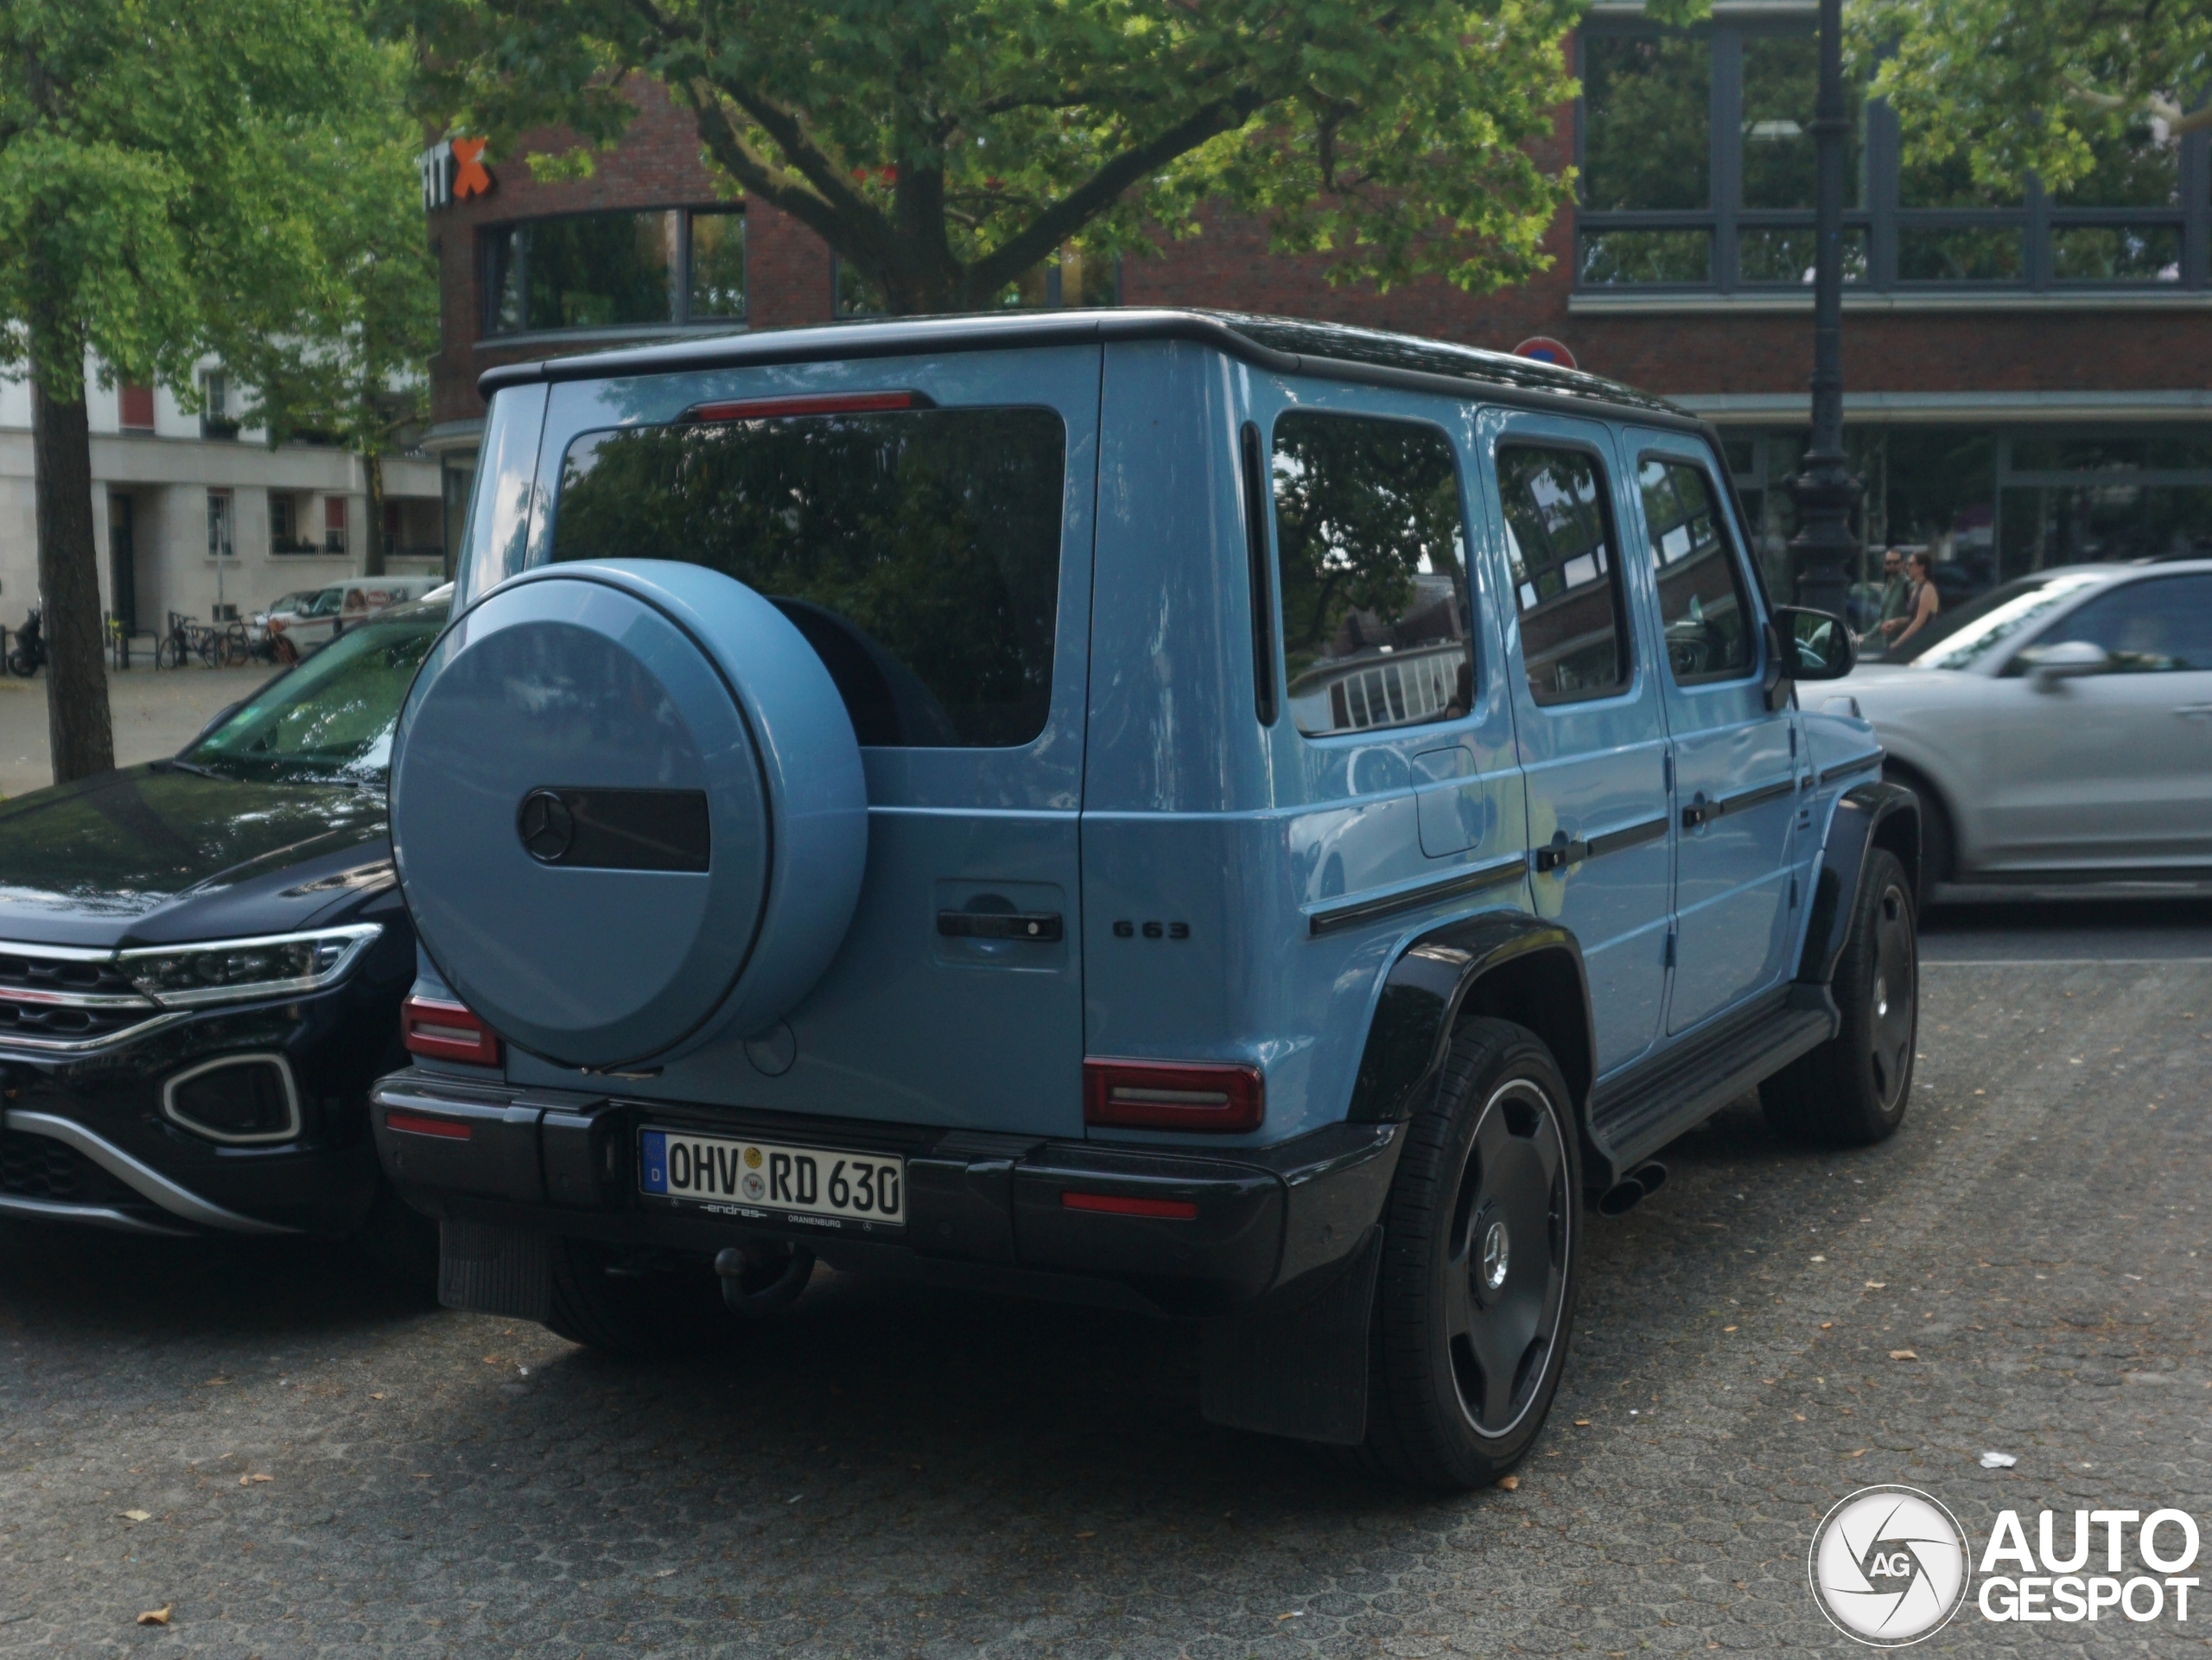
(2018, 639), (2111, 691)
(1770, 605), (1857, 683)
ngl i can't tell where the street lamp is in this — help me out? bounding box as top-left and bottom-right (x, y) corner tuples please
(1785, 0), (1860, 619)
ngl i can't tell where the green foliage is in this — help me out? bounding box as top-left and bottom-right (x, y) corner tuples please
(225, 40), (440, 465)
(0, 0), (406, 401)
(389, 0), (1708, 313)
(1858, 0), (2212, 198)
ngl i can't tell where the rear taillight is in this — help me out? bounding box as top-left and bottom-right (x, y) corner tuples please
(1061, 1191), (1198, 1220)
(1083, 1059), (1263, 1133)
(401, 995), (502, 1066)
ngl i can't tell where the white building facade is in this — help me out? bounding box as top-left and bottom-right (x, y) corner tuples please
(0, 368), (444, 646)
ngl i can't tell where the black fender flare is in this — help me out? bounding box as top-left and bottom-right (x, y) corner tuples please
(1796, 779), (1921, 985)
(1345, 910), (1595, 1128)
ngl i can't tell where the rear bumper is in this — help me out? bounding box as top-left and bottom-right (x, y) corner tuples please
(370, 1069), (1403, 1317)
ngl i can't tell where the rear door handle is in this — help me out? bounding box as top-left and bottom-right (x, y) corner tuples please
(937, 910), (1063, 941)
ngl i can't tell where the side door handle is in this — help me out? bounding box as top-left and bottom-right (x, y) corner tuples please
(1532, 831), (1591, 873)
(1681, 794), (1715, 830)
(2177, 704), (2212, 718)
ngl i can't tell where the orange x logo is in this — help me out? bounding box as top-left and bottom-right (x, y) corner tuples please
(452, 137), (492, 200)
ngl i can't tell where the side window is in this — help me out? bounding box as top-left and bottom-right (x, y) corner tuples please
(551, 406), (1067, 747)
(1271, 411), (1474, 739)
(1637, 455), (1756, 683)
(2044, 576), (2212, 672)
(1497, 444), (1632, 703)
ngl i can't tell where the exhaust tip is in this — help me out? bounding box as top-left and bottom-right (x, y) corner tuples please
(1595, 1161), (1669, 1218)
(715, 1242), (816, 1316)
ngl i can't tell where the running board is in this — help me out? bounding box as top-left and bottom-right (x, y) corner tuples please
(1586, 987), (1838, 1186)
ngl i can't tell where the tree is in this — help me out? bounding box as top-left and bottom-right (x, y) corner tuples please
(393, 0), (1697, 316)
(227, 44), (441, 581)
(0, 0), (402, 780)
(1857, 0), (2212, 197)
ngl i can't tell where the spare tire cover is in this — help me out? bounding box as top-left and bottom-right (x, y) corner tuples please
(390, 560), (867, 1070)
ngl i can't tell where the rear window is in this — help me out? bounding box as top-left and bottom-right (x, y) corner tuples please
(550, 406), (1067, 747)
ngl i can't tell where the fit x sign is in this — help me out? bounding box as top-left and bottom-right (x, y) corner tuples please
(417, 137), (493, 210)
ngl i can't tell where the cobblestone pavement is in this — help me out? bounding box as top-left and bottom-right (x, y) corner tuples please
(0, 666), (274, 798)
(3, 962), (2209, 1657)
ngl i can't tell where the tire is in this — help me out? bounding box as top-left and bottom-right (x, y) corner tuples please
(543, 1237), (734, 1359)
(1763, 848), (1916, 1145)
(1345, 1017), (1582, 1491)
(5, 650), (34, 678)
(196, 633), (219, 668)
(1885, 766), (1952, 886)
(157, 636), (185, 671)
(271, 634), (298, 665)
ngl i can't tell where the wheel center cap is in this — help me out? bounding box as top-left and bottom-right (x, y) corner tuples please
(1481, 1219), (1510, 1292)
(1874, 975), (1889, 1019)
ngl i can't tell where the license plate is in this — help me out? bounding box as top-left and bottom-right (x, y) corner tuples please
(639, 1128), (904, 1226)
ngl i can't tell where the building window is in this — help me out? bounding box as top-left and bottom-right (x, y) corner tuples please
(119, 385), (156, 433)
(1576, 17), (2208, 293)
(270, 493), (318, 554)
(323, 496), (349, 556)
(481, 207), (746, 335)
(832, 249), (1121, 317)
(200, 372), (239, 441)
(207, 490), (234, 558)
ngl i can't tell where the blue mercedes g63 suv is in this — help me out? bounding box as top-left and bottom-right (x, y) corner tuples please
(372, 311), (1916, 1491)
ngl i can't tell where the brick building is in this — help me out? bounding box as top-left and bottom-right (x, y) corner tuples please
(425, 5), (2212, 608)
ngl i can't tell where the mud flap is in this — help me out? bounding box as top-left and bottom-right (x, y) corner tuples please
(1198, 1225), (1382, 1445)
(438, 1220), (551, 1320)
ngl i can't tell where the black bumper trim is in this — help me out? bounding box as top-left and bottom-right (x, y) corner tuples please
(372, 1072), (1405, 1318)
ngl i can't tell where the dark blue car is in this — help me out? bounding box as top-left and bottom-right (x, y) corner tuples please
(0, 596), (449, 1272)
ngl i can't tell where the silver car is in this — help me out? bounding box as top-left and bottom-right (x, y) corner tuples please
(1842, 559), (2212, 893)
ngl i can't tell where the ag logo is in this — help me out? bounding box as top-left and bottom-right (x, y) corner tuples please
(1809, 1485), (1971, 1646)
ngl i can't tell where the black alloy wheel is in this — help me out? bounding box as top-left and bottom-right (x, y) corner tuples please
(1445, 1075), (1572, 1436)
(1348, 1018), (1581, 1490)
(1764, 847), (1917, 1145)
(1865, 875), (1916, 1114)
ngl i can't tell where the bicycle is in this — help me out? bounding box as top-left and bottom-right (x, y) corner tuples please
(157, 612), (223, 670)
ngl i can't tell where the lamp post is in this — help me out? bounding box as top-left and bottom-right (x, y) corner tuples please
(1785, 0), (1860, 619)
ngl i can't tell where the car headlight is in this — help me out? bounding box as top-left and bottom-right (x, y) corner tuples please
(118, 924), (383, 1008)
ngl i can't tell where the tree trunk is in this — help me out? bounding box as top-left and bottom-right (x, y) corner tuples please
(28, 328), (116, 785)
(360, 449), (387, 577)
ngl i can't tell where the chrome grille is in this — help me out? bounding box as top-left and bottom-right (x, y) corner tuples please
(0, 1002), (157, 1041)
(0, 950), (137, 998)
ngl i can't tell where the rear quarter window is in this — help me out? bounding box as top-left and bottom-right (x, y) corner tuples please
(550, 405), (1066, 747)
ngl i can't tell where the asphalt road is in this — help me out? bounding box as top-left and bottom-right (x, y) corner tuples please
(1922, 898), (2212, 965)
(3, 958), (2209, 1656)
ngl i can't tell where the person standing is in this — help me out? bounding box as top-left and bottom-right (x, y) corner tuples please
(1880, 550), (1941, 651)
(1875, 548), (1912, 632)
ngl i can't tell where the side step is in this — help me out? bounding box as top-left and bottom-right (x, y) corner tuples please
(1587, 988), (1837, 1184)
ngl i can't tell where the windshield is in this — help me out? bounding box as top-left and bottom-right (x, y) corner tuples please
(183, 601), (448, 784)
(1907, 574), (2106, 672)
